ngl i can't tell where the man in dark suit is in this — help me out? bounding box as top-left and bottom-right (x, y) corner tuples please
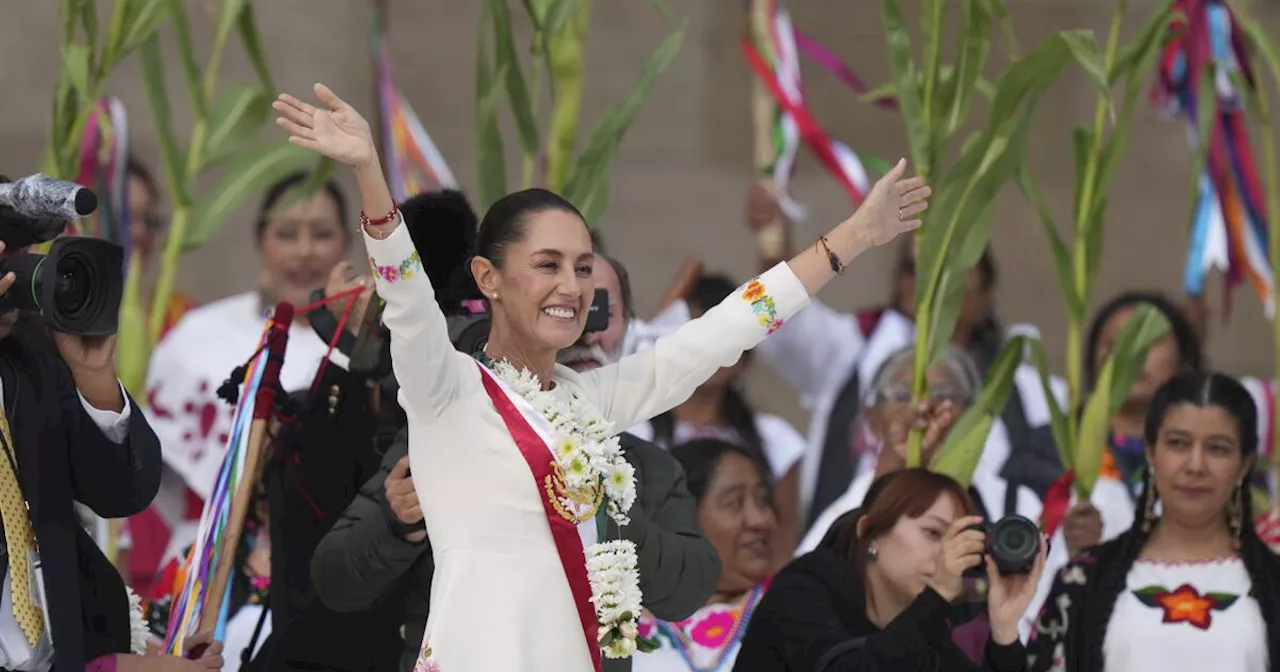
(309, 253), (721, 672)
(0, 262), (162, 670)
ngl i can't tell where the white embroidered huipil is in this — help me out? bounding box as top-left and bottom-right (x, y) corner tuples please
(364, 224), (808, 672)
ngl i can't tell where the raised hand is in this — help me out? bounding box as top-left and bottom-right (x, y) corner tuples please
(850, 159), (931, 248)
(930, 514), (986, 602)
(876, 400), (958, 477)
(986, 532), (1049, 644)
(274, 83), (375, 167)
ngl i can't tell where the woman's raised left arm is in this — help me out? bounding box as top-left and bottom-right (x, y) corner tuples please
(581, 160), (929, 429)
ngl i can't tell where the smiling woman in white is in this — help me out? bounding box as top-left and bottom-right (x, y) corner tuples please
(273, 82), (929, 672)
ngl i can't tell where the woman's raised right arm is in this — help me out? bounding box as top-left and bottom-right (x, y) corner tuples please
(275, 83), (470, 418)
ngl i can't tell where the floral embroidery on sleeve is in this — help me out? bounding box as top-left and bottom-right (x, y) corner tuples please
(413, 641), (441, 672)
(740, 278), (785, 334)
(371, 250), (423, 284)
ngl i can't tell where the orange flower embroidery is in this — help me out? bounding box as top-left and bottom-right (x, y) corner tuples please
(1132, 583), (1239, 630)
(739, 278), (784, 334)
(741, 280), (766, 303)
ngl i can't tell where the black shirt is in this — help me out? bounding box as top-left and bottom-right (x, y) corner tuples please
(734, 548), (1026, 672)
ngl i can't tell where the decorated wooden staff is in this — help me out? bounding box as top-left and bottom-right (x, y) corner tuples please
(162, 303), (295, 657)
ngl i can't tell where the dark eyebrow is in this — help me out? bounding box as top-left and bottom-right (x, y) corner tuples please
(924, 515), (951, 527)
(533, 249), (595, 262)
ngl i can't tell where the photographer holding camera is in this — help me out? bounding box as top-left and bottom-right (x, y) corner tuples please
(0, 175), (164, 671)
(734, 469), (1047, 672)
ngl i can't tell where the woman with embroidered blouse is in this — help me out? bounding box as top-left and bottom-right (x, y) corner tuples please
(272, 83), (930, 672)
(633, 439), (778, 672)
(1027, 371), (1280, 672)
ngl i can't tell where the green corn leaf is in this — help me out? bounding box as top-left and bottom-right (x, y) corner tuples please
(1070, 126), (1093, 225)
(184, 140), (317, 252)
(1081, 195), (1108, 302)
(562, 25), (685, 221)
(523, 0), (553, 27)
(476, 0), (508, 212)
(488, 0), (540, 158)
(1025, 339), (1073, 470)
(211, 0), (246, 56)
(78, 0), (99, 75)
(1075, 305), (1170, 496)
(543, 0), (581, 36)
(237, 3), (275, 93)
(139, 35), (192, 207)
(1058, 31), (1113, 122)
(1016, 168), (1081, 321)
(120, 0), (169, 56)
(924, 266), (967, 370)
(61, 43), (92, 102)
(202, 85), (272, 166)
(946, 0), (995, 133)
(59, 0), (78, 46)
(164, 0), (206, 118)
(544, 0), (590, 191)
(857, 82), (896, 104)
(1110, 1), (1179, 85)
(102, 0), (133, 70)
(1239, 15), (1280, 95)
(932, 336), (1030, 486)
(861, 154), (895, 178)
(881, 0), (929, 173)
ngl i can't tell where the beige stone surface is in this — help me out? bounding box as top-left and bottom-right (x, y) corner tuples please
(2, 1), (1280, 427)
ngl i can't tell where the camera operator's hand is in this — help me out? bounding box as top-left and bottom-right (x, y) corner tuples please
(0, 242), (16, 296)
(274, 84), (375, 168)
(1063, 501), (1103, 557)
(986, 532), (1049, 645)
(180, 632), (225, 670)
(325, 262), (374, 337)
(385, 456), (426, 543)
(929, 515), (986, 602)
(54, 328), (124, 411)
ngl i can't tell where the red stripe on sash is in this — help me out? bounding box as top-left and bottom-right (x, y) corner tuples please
(476, 363), (602, 671)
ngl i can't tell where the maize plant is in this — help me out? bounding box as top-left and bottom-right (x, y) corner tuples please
(476, 0), (684, 223)
(879, 0), (1114, 472)
(1016, 0), (1180, 499)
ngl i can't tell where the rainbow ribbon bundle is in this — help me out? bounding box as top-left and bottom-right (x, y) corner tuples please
(72, 97), (132, 257)
(1154, 0), (1272, 317)
(161, 318), (279, 654)
(742, 0), (893, 220)
(374, 8), (457, 201)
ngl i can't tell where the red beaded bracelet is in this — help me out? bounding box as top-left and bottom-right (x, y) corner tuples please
(360, 205), (399, 229)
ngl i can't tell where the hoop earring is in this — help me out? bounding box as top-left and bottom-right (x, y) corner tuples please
(1142, 482), (1159, 533)
(1229, 482), (1244, 551)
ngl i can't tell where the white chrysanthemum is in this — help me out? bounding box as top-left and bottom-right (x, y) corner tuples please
(126, 587), (149, 655)
(604, 461), (635, 500)
(553, 435), (580, 462)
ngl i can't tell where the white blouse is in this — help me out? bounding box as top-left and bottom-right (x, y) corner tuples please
(1103, 557), (1268, 672)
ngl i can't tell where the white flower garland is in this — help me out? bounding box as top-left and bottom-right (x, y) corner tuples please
(126, 586), (149, 655)
(489, 359), (643, 658)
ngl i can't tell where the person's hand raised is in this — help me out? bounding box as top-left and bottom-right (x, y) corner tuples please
(930, 515), (986, 603)
(324, 262), (375, 337)
(986, 532), (1049, 645)
(274, 83), (375, 167)
(849, 159), (931, 248)
(875, 400), (957, 477)
(1063, 501), (1103, 557)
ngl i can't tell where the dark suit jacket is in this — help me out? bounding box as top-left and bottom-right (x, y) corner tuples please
(311, 429), (721, 672)
(0, 334), (162, 672)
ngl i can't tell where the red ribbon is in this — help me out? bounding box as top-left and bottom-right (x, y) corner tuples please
(1040, 468), (1076, 538)
(477, 363), (602, 671)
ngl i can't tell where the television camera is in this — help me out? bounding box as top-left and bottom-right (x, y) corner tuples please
(0, 174), (124, 336)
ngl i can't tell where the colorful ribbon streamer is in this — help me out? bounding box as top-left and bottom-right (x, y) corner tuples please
(72, 97), (132, 259)
(743, 0), (878, 220)
(1154, 0), (1272, 318)
(374, 8), (458, 201)
(161, 321), (275, 655)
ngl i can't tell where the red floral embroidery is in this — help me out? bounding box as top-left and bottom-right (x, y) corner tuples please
(1132, 583), (1240, 630)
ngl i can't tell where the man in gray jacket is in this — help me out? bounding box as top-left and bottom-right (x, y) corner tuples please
(310, 254), (721, 671)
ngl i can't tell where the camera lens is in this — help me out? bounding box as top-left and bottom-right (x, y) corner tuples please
(988, 515), (1041, 575)
(53, 252), (92, 319)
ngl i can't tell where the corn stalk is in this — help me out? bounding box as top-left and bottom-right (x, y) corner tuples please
(1232, 4), (1280, 513)
(123, 0), (331, 394)
(1017, 0), (1178, 498)
(881, 0), (1113, 466)
(477, 0), (684, 224)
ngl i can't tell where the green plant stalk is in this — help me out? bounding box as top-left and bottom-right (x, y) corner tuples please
(1065, 4), (1125, 465)
(920, 1), (944, 160)
(522, 58), (543, 189)
(545, 0), (589, 192)
(116, 252), (150, 395)
(1260, 71), (1280, 513)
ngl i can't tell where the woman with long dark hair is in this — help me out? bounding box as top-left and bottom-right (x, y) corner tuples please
(734, 469), (1047, 671)
(1028, 371), (1280, 671)
(630, 273), (806, 565)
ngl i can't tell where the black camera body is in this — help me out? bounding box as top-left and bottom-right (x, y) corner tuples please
(0, 177), (123, 337)
(968, 514), (1042, 576)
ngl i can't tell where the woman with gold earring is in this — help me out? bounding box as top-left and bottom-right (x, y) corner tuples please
(1027, 371), (1280, 672)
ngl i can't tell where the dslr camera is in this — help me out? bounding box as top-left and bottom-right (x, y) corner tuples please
(968, 514), (1042, 576)
(0, 174), (123, 336)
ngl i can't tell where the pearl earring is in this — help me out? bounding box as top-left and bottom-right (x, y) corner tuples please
(867, 545), (878, 561)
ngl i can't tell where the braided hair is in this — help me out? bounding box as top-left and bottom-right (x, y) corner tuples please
(1077, 371), (1280, 670)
